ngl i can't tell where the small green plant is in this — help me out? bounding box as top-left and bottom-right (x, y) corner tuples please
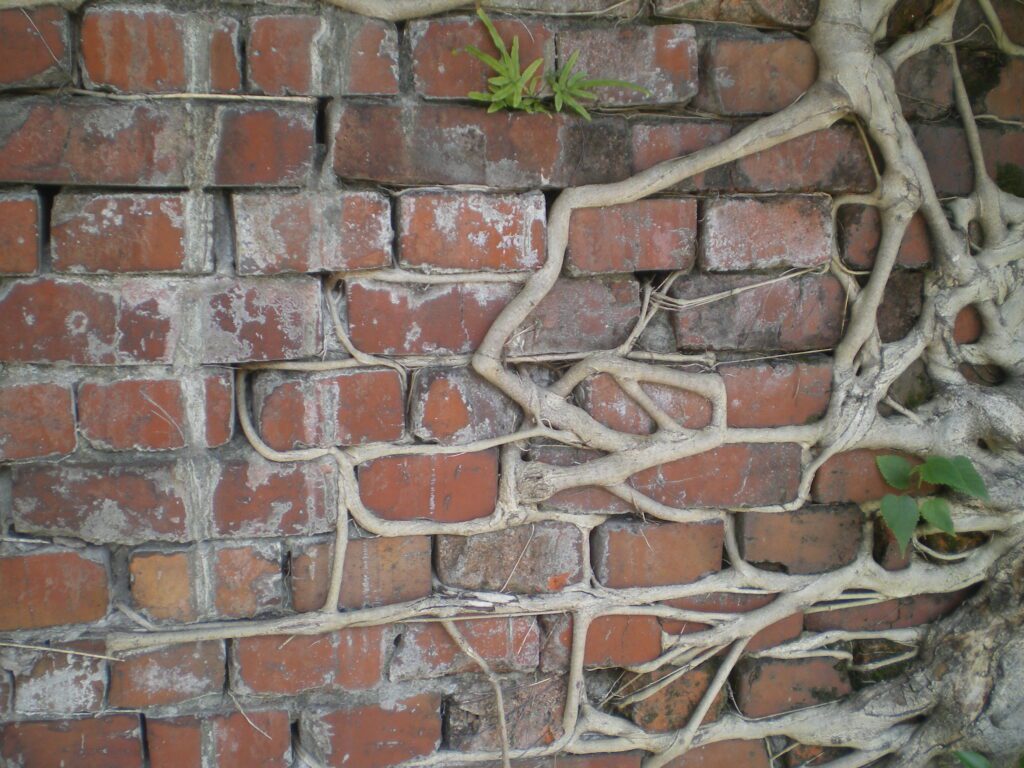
(461, 8), (650, 120)
(875, 454), (989, 555)
(953, 752), (991, 768)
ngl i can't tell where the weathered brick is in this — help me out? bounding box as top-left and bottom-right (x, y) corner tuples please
(695, 34), (816, 114)
(593, 519), (723, 588)
(895, 47), (953, 119)
(210, 17), (243, 92)
(147, 717), (202, 768)
(212, 105), (315, 186)
(655, 0), (818, 28)
(584, 615), (662, 667)
(980, 57), (1024, 121)
(671, 273), (845, 352)
(213, 711), (292, 768)
(336, 16), (400, 94)
(0, 550), (108, 630)
(410, 15), (554, 99)
(631, 443), (802, 507)
(398, 190), (546, 272)
(737, 505), (863, 573)
(109, 642), (225, 708)
(212, 454), (337, 537)
(0, 7), (70, 89)
(78, 378), (185, 451)
(205, 372), (235, 447)
(129, 549), (197, 622)
(410, 366), (521, 444)
(624, 662), (724, 732)
(530, 445), (634, 515)
(358, 451), (499, 523)
(437, 522), (585, 594)
(0, 190), (39, 274)
(233, 628), (384, 694)
(661, 592), (802, 652)
(200, 277), (323, 363)
(447, 675), (566, 750)
(804, 590), (971, 631)
(253, 368), (404, 450)
(700, 195), (832, 271)
(13, 642), (106, 714)
(734, 126), (875, 193)
(0, 98), (190, 186)
(916, 124), (1024, 196)
(52, 192), (211, 274)
(248, 14), (323, 95)
(0, 383), (75, 461)
(345, 279), (517, 355)
(838, 206), (932, 270)
(507, 277), (641, 355)
(332, 101), (630, 188)
(0, 716), (142, 768)
(290, 534), (433, 611)
(878, 270), (924, 342)
(390, 618), (539, 680)
(234, 190), (391, 274)
(812, 449), (931, 503)
(304, 694), (441, 768)
(733, 657), (852, 718)
(12, 462), (188, 544)
(631, 119), (734, 191)
(81, 6), (189, 92)
(665, 739), (771, 768)
(212, 542), (284, 618)
(955, 305), (983, 344)
(567, 198), (698, 274)
(557, 25), (698, 105)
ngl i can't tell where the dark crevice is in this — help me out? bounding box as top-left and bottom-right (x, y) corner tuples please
(36, 184), (59, 274)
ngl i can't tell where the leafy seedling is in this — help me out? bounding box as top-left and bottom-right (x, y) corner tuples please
(548, 48), (650, 120)
(875, 454), (988, 555)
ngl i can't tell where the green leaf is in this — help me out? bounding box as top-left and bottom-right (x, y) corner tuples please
(917, 456), (988, 498)
(876, 455), (913, 490)
(487, 100), (505, 113)
(951, 455), (988, 499)
(561, 49), (580, 87)
(554, 91), (563, 111)
(561, 92), (591, 120)
(954, 751), (992, 768)
(880, 494), (920, 555)
(920, 497), (955, 536)
(476, 7), (508, 58)
(468, 91), (494, 102)
(463, 45), (506, 75)
(521, 57), (543, 85)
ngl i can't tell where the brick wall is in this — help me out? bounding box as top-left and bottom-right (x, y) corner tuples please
(0, 1), (1021, 767)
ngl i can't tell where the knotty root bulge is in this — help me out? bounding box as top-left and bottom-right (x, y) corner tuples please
(99, 1), (1024, 766)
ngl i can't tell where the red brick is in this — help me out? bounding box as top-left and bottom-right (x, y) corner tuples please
(584, 615), (662, 667)
(0, 550), (108, 630)
(567, 198), (697, 274)
(345, 278), (517, 354)
(0, 716), (142, 768)
(895, 47), (953, 119)
(213, 105), (315, 186)
(530, 445), (634, 515)
(785, 744), (846, 767)
(148, 717), (202, 768)
(838, 206), (931, 270)
(234, 190), (391, 274)
(811, 448), (931, 503)
(338, 17), (400, 94)
(981, 58), (1024, 121)
(211, 17), (243, 92)
(624, 662), (724, 732)
(448, 675), (566, 750)
(879, 271), (923, 342)
(734, 126), (875, 193)
(390, 618), (539, 680)
(0, 99), (190, 185)
(733, 657), (851, 718)
(631, 443), (802, 507)
(507, 277), (641, 355)
(205, 372), (235, 447)
(109, 642), (225, 708)
(593, 519), (723, 588)
(358, 451), (499, 523)
(737, 505), (863, 573)
(480, 755), (644, 768)
(0, 279), (111, 363)
(234, 628), (384, 694)
(804, 590), (971, 632)
(129, 550), (196, 622)
(700, 195), (832, 271)
(722, 360), (832, 427)
(954, 0), (1024, 46)
(695, 35), (816, 114)
(0, 383), (75, 461)
(410, 366), (520, 444)
(306, 694), (441, 768)
(437, 522), (585, 594)
(0, 7), (70, 88)
(578, 371), (711, 434)
(631, 119), (734, 191)
(671, 273), (845, 352)
(0, 190), (39, 273)
(665, 739), (771, 768)
(955, 305), (983, 344)
(13, 641), (106, 714)
(332, 101), (630, 188)
(212, 454), (336, 537)
(661, 593), (802, 652)
(81, 7), (187, 92)
(558, 25), (698, 105)
(78, 378), (187, 451)
(291, 534), (433, 611)
(916, 124), (1024, 196)
(213, 711), (292, 768)
(52, 192), (210, 274)
(248, 14), (323, 95)
(200, 277), (323, 363)
(655, 0), (818, 27)
(410, 15), (554, 99)
(398, 190), (546, 271)
(212, 543), (284, 618)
